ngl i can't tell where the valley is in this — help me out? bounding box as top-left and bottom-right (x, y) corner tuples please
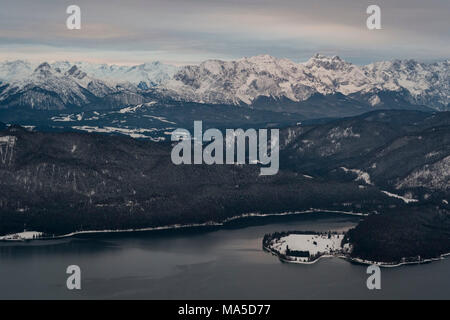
(0, 109), (449, 263)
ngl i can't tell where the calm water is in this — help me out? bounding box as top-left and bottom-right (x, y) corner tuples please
(1, 213), (450, 299)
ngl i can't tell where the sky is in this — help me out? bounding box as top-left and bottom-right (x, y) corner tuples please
(0, 0), (449, 65)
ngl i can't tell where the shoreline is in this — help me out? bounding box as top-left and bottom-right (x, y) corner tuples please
(342, 252), (450, 268)
(263, 242), (337, 265)
(2, 208), (448, 268)
(263, 232), (450, 268)
(0, 208), (365, 242)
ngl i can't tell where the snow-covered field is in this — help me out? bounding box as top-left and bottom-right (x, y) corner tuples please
(340, 167), (372, 185)
(71, 125), (164, 141)
(0, 231), (43, 241)
(267, 233), (344, 263)
(381, 190), (418, 204)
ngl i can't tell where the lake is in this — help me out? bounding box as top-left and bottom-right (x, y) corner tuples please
(1, 212), (449, 299)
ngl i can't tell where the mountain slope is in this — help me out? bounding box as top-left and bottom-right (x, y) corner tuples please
(281, 111), (450, 195)
(0, 125), (384, 235)
(0, 60), (178, 87)
(164, 54), (449, 110)
(0, 63), (147, 110)
(0, 110), (448, 237)
(0, 55), (448, 113)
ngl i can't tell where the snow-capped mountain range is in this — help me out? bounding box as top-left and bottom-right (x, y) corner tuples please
(0, 62), (147, 110)
(0, 54), (448, 111)
(165, 54), (449, 110)
(0, 60), (177, 87)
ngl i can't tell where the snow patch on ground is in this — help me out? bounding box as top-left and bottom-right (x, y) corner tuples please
(0, 135), (17, 165)
(368, 94), (381, 106)
(381, 190), (419, 204)
(0, 135), (17, 145)
(117, 101), (157, 114)
(0, 231), (43, 241)
(71, 126), (163, 140)
(142, 115), (176, 124)
(51, 114), (77, 122)
(340, 167), (372, 185)
(328, 127), (360, 139)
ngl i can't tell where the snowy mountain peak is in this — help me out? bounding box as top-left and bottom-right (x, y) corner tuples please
(309, 53), (343, 61)
(0, 54), (448, 111)
(142, 61), (164, 68)
(0, 60), (35, 81)
(242, 54), (278, 63)
(33, 62), (52, 74)
(65, 65), (87, 80)
(305, 54), (350, 70)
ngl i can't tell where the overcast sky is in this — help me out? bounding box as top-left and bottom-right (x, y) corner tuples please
(0, 0), (449, 65)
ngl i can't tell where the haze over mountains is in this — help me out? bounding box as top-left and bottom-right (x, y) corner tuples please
(0, 54), (448, 114)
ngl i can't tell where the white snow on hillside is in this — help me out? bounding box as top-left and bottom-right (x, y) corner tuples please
(116, 101), (157, 114)
(0, 60), (37, 81)
(396, 155), (450, 191)
(0, 135), (17, 165)
(0, 60), (178, 87)
(381, 190), (419, 203)
(340, 167), (372, 185)
(71, 126), (162, 140)
(328, 127), (360, 139)
(163, 54), (450, 109)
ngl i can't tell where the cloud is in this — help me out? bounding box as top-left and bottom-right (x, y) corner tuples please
(0, 0), (448, 64)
